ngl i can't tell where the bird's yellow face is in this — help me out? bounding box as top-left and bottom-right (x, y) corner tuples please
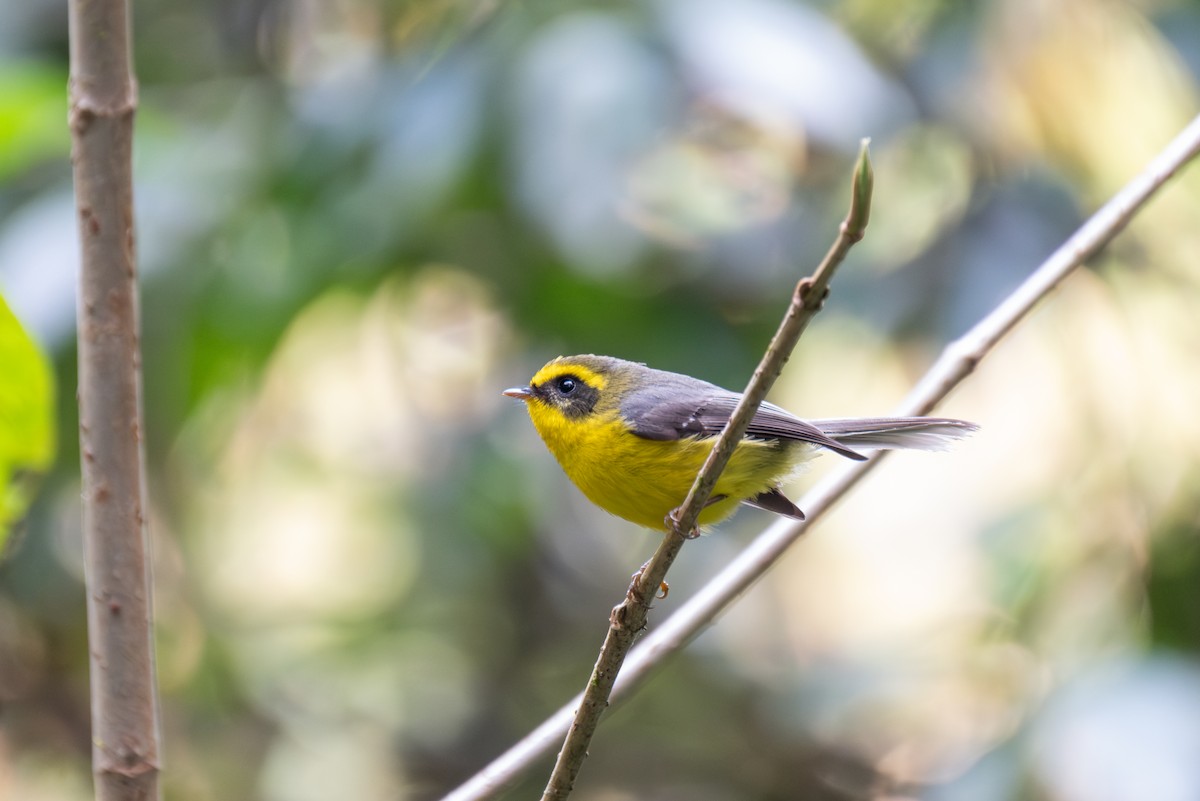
(502, 357), (622, 465)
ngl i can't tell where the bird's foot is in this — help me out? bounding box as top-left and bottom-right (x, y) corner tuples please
(626, 559), (669, 604)
(665, 498), (722, 539)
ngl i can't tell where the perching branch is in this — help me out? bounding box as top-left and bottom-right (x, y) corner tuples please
(68, 1), (162, 800)
(538, 140), (874, 801)
(442, 113), (1200, 801)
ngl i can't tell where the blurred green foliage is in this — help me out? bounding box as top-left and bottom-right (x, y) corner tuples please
(2, 1), (1200, 800)
(0, 62), (68, 182)
(0, 297), (54, 558)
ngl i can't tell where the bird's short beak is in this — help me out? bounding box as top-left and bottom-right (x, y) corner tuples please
(502, 386), (534, 400)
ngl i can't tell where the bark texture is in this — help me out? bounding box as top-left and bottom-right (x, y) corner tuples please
(68, 1), (162, 799)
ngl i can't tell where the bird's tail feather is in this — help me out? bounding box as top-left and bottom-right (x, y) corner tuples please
(815, 417), (978, 452)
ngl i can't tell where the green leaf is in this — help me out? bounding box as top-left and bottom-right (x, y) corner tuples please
(0, 296), (55, 559)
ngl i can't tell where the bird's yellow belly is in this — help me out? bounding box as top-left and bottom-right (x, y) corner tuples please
(531, 411), (796, 530)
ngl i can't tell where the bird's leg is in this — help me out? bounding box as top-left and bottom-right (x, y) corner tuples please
(664, 495), (726, 539)
(623, 493), (733, 621)
(626, 559), (669, 604)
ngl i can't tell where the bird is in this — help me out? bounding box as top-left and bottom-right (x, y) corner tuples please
(504, 354), (977, 531)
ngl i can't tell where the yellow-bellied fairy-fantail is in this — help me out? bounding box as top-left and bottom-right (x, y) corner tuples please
(504, 355), (976, 530)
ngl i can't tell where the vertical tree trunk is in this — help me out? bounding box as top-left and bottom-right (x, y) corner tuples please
(68, 1), (162, 799)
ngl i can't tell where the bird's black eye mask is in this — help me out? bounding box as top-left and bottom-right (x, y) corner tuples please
(532, 373), (601, 419)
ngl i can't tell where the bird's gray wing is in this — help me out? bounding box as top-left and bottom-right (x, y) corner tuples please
(622, 383), (868, 461)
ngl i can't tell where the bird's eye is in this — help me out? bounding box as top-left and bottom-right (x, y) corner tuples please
(556, 377), (577, 395)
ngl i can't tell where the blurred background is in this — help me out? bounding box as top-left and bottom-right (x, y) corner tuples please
(3, 0), (1200, 799)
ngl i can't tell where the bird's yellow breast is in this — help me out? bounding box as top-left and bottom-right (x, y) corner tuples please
(525, 401), (798, 530)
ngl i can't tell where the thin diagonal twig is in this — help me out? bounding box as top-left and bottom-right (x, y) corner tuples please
(441, 113), (1200, 801)
(538, 140), (874, 801)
